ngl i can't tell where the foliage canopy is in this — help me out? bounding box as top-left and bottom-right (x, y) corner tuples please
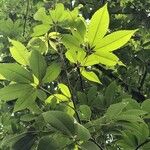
(0, 0), (150, 150)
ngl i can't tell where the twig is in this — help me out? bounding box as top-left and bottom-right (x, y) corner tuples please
(77, 66), (84, 92)
(23, 0), (30, 36)
(53, 23), (81, 124)
(39, 86), (52, 95)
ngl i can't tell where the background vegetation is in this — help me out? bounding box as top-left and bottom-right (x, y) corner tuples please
(0, 0), (150, 149)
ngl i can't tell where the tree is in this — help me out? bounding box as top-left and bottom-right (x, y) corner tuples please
(0, 0), (150, 149)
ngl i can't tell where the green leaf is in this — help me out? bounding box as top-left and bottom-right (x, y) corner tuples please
(95, 30), (137, 52)
(75, 123), (91, 141)
(77, 50), (86, 63)
(58, 83), (71, 98)
(104, 81), (117, 106)
(29, 50), (47, 81)
(0, 84), (33, 101)
(65, 49), (86, 64)
(34, 7), (52, 24)
(27, 37), (48, 54)
(14, 88), (37, 112)
(42, 111), (75, 136)
(121, 109), (147, 116)
(32, 24), (50, 37)
(42, 62), (61, 83)
(141, 99), (150, 113)
(0, 63), (33, 83)
(46, 94), (69, 103)
(72, 18), (86, 42)
(12, 133), (36, 150)
(37, 89), (47, 101)
(49, 3), (67, 23)
(65, 49), (77, 63)
(87, 3), (109, 47)
(79, 105), (91, 121)
(62, 34), (82, 51)
(105, 102), (129, 120)
(9, 40), (30, 65)
(81, 141), (100, 150)
(80, 68), (101, 83)
(37, 136), (59, 150)
(116, 115), (144, 123)
(20, 114), (36, 122)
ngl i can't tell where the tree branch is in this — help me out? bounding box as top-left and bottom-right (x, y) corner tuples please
(138, 66), (147, 91)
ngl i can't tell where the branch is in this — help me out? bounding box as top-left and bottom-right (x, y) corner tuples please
(77, 66), (84, 92)
(23, 0), (30, 36)
(54, 24), (81, 124)
(138, 66), (147, 91)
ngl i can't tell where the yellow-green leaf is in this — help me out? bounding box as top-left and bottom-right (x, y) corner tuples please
(32, 24), (50, 37)
(87, 3), (109, 47)
(58, 83), (71, 98)
(29, 50), (47, 81)
(94, 51), (121, 66)
(46, 94), (69, 104)
(0, 63), (33, 83)
(42, 62), (61, 83)
(82, 54), (100, 66)
(34, 7), (52, 24)
(95, 30), (137, 52)
(9, 39), (30, 65)
(80, 68), (101, 83)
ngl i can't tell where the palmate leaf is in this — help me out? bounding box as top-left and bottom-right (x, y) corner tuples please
(0, 63), (33, 83)
(95, 30), (137, 52)
(9, 40), (30, 66)
(29, 50), (47, 81)
(87, 3), (109, 47)
(0, 84), (33, 101)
